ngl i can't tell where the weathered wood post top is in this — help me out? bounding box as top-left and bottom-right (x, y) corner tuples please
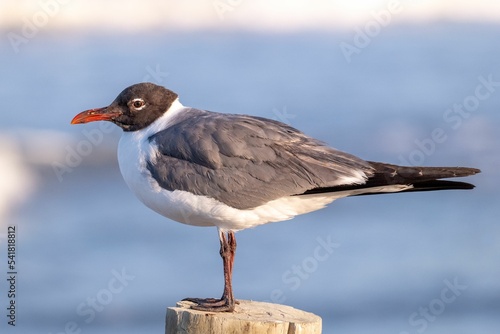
(165, 300), (322, 334)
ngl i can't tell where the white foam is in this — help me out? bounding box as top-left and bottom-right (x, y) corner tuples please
(0, 133), (38, 222)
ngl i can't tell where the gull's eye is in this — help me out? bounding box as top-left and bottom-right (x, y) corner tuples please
(131, 98), (146, 110)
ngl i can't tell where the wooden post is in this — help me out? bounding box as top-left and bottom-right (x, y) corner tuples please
(165, 300), (322, 334)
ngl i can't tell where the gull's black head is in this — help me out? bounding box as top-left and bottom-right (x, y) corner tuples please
(71, 83), (179, 132)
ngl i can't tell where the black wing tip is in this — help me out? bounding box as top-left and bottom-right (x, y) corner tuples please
(447, 166), (481, 177)
(411, 179), (476, 191)
(367, 161), (481, 179)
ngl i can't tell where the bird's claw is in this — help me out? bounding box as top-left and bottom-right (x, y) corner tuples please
(182, 297), (237, 312)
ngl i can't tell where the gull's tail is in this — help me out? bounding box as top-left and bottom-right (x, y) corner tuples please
(301, 162), (481, 196)
(362, 161), (480, 192)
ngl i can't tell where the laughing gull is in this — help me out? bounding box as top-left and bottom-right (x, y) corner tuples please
(71, 82), (480, 312)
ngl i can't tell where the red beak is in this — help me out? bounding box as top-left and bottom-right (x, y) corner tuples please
(71, 107), (121, 124)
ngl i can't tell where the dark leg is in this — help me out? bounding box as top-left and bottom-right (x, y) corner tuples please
(183, 229), (237, 312)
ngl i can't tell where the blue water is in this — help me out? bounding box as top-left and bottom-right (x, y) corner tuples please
(1, 22), (499, 333)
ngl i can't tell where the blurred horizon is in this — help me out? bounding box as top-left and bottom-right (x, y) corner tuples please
(2, 0), (500, 33)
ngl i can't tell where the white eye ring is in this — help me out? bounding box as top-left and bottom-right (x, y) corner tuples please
(131, 98), (146, 110)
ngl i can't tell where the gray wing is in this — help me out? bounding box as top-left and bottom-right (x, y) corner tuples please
(147, 108), (373, 210)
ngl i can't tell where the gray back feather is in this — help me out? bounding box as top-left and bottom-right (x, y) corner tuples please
(147, 108), (373, 210)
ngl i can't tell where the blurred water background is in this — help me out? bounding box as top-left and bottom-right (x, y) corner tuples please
(0, 1), (499, 333)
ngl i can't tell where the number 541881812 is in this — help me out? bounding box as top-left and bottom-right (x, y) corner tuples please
(7, 226), (16, 271)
